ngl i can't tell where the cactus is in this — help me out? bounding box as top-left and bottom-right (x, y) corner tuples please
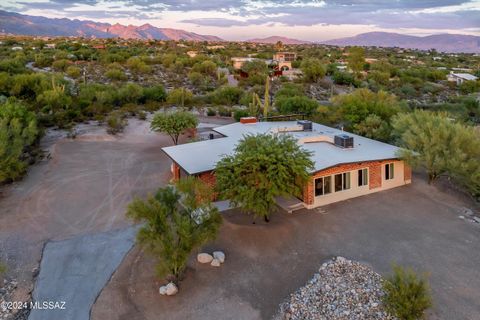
(248, 76), (271, 119)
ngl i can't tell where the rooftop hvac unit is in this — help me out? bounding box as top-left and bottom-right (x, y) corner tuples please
(297, 120), (312, 131)
(334, 134), (354, 148)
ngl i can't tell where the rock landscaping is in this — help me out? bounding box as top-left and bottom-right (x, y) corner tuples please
(0, 277), (18, 320)
(275, 257), (396, 320)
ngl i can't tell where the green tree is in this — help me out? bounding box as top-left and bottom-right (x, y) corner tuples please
(215, 134), (314, 221)
(301, 58), (326, 82)
(192, 60), (217, 76)
(332, 88), (403, 129)
(0, 100), (39, 183)
(347, 47), (366, 73)
(241, 60), (268, 77)
(151, 111), (198, 145)
(276, 95), (318, 115)
(212, 86), (244, 106)
(167, 88), (193, 108)
(143, 85), (167, 102)
(392, 110), (480, 192)
(126, 57), (151, 74)
(383, 265), (432, 320)
(354, 114), (391, 142)
(127, 178), (222, 283)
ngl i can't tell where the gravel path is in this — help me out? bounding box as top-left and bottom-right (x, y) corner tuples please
(276, 257), (396, 320)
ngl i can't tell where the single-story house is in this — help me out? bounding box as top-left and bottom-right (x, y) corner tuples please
(447, 72), (478, 85)
(162, 119), (411, 209)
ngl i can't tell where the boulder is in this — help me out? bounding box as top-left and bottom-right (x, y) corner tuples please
(197, 253), (213, 264)
(213, 251), (225, 263)
(211, 259), (221, 267)
(165, 282), (178, 296)
(159, 285), (167, 295)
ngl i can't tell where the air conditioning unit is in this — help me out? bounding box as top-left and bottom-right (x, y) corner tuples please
(334, 134), (354, 148)
(297, 120), (312, 131)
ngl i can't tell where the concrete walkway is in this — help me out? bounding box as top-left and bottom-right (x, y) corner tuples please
(28, 227), (137, 320)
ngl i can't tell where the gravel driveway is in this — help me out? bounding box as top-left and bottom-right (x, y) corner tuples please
(92, 177), (480, 320)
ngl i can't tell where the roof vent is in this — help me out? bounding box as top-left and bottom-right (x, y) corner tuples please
(297, 120), (312, 131)
(334, 134), (354, 148)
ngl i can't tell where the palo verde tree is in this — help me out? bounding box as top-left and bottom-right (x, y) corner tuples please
(126, 177), (222, 283)
(151, 111), (198, 145)
(0, 100), (39, 183)
(392, 110), (480, 194)
(215, 133), (314, 222)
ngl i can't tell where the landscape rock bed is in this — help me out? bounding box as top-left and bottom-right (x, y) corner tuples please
(276, 257), (396, 320)
(0, 277), (19, 320)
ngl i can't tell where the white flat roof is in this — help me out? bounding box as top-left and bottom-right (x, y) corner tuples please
(162, 121), (402, 175)
(451, 73), (478, 81)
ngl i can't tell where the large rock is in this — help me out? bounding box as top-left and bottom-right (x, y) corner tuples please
(211, 259), (221, 267)
(197, 253), (213, 264)
(159, 285), (167, 295)
(165, 282), (178, 296)
(213, 251), (225, 263)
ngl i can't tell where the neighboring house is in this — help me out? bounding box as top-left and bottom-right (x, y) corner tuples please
(447, 72), (478, 85)
(231, 57), (257, 70)
(162, 119), (411, 210)
(187, 50), (198, 58)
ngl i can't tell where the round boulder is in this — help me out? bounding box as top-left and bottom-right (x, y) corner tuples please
(213, 251), (225, 264)
(211, 259), (221, 267)
(166, 282), (178, 296)
(197, 253), (213, 264)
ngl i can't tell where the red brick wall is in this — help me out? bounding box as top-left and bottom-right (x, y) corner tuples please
(303, 160), (396, 205)
(404, 164), (412, 182)
(198, 171), (216, 188)
(172, 162), (180, 181)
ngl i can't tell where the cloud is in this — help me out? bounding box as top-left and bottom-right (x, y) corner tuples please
(2, 0), (479, 33)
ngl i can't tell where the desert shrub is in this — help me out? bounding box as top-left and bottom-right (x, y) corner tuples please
(234, 109), (249, 121)
(383, 265), (432, 320)
(106, 111), (127, 135)
(105, 68), (127, 81)
(207, 108), (216, 116)
(66, 66), (81, 79)
(275, 95), (318, 115)
(143, 85), (167, 102)
(218, 106), (232, 117)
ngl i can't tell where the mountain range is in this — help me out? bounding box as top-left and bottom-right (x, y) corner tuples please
(246, 36), (311, 45)
(0, 10), (222, 41)
(1, 10), (479, 53)
(322, 32), (480, 53)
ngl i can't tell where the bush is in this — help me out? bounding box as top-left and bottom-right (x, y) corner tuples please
(167, 88), (193, 107)
(218, 106), (232, 117)
(105, 68), (127, 81)
(207, 108), (216, 116)
(212, 86), (244, 106)
(275, 95), (318, 115)
(383, 265), (432, 320)
(143, 85), (167, 102)
(66, 66), (81, 79)
(106, 111), (127, 135)
(234, 109), (249, 121)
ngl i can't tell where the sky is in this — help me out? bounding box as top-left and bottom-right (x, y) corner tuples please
(1, 0), (479, 41)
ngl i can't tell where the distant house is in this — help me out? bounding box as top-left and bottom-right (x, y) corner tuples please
(11, 46), (23, 51)
(45, 43), (56, 49)
(92, 44), (106, 50)
(273, 52), (296, 71)
(162, 119), (412, 209)
(447, 72), (478, 85)
(206, 45), (225, 50)
(231, 57), (268, 70)
(187, 51), (198, 58)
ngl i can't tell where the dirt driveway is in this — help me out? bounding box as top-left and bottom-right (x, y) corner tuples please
(92, 178), (480, 320)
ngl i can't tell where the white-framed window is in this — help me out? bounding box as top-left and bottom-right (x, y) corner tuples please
(358, 168), (368, 186)
(334, 172), (351, 192)
(315, 176), (332, 196)
(385, 163), (395, 180)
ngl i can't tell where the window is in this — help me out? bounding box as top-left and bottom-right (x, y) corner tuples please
(315, 176), (332, 196)
(358, 169), (368, 187)
(334, 172), (351, 192)
(385, 163), (395, 180)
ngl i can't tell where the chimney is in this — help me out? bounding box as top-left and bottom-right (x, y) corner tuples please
(240, 117), (257, 124)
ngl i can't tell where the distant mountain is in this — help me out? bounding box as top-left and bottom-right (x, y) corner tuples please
(246, 36), (311, 45)
(322, 32), (480, 53)
(0, 10), (222, 41)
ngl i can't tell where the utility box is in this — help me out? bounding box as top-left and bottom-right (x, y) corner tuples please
(334, 134), (354, 148)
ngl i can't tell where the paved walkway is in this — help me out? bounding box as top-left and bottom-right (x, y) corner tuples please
(29, 227), (137, 320)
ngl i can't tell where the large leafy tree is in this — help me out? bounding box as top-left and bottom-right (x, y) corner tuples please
(332, 88), (404, 130)
(0, 100), (39, 183)
(392, 110), (480, 195)
(300, 58), (326, 82)
(215, 134), (314, 221)
(151, 111), (198, 145)
(127, 177), (222, 283)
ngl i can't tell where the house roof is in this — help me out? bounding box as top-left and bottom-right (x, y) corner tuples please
(162, 121), (402, 175)
(450, 73), (478, 81)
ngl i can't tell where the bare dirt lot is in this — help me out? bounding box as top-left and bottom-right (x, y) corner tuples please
(92, 178), (480, 320)
(0, 116), (233, 305)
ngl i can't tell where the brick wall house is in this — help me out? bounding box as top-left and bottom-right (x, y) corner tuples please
(163, 120), (412, 210)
